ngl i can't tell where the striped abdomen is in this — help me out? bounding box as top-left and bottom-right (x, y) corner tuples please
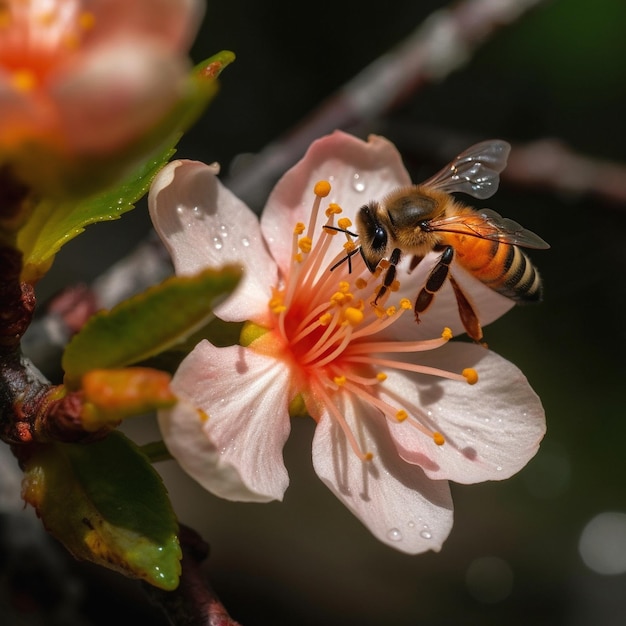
(447, 235), (543, 303)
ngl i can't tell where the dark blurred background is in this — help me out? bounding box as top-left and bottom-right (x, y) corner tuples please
(5, 0), (626, 624)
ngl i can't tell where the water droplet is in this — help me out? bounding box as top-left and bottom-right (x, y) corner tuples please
(496, 465), (502, 472)
(352, 172), (366, 192)
(176, 205), (185, 215)
(387, 528), (403, 542)
(212, 236), (223, 250)
(420, 530), (432, 540)
(407, 520), (415, 528)
(241, 237), (250, 247)
(192, 206), (203, 219)
(219, 224), (229, 236)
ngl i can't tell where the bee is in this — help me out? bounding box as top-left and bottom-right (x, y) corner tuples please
(335, 139), (549, 342)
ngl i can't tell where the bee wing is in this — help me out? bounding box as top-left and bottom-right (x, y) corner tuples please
(422, 140), (511, 200)
(428, 208), (550, 249)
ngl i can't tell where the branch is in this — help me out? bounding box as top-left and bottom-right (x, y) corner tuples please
(504, 138), (626, 207)
(225, 0), (547, 207)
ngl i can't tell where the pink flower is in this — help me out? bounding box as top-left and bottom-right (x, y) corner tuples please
(148, 131), (546, 553)
(0, 0), (203, 191)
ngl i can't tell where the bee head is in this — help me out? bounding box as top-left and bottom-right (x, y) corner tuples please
(356, 202), (389, 272)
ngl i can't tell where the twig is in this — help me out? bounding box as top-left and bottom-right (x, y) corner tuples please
(503, 138), (626, 206)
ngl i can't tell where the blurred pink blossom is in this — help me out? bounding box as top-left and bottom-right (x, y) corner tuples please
(0, 0), (203, 190)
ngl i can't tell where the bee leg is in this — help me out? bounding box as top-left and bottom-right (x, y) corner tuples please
(373, 248), (401, 305)
(448, 275), (483, 343)
(414, 246), (454, 321)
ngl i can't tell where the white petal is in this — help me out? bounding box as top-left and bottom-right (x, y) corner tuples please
(381, 343), (546, 483)
(159, 341), (292, 502)
(148, 160), (278, 324)
(261, 131), (412, 276)
(312, 393), (453, 554)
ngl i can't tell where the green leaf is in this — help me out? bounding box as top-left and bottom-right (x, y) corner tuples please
(22, 432), (181, 590)
(17, 141), (177, 284)
(62, 266), (240, 388)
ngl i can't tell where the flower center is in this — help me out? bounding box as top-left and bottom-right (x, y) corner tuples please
(0, 2), (96, 92)
(257, 180), (478, 461)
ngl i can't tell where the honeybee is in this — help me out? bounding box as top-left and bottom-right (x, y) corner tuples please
(338, 139), (549, 342)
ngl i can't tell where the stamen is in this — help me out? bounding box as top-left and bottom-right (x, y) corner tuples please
(433, 432), (446, 445)
(314, 383), (373, 462)
(314, 180), (331, 197)
(307, 180), (330, 237)
(396, 410), (408, 422)
(338, 378), (443, 443)
(462, 368), (479, 385)
(344, 355), (473, 384)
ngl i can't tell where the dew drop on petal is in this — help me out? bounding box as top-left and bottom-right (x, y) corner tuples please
(219, 224), (229, 236)
(212, 236), (223, 250)
(420, 530), (432, 540)
(352, 172), (366, 192)
(387, 528), (403, 542)
(192, 206), (203, 219)
(241, 237), (250, 247)
(407, 520), (415, 529)
(176, 205), (185, 215)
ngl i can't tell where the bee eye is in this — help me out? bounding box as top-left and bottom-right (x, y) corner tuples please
(372, 226), (387, 251)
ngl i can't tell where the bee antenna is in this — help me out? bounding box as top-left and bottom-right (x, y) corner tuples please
(323, 224), (358, 238)
(330, 246), (360, 273)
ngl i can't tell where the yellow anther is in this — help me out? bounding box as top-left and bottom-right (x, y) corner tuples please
(399, 298), (412, 310)
(353, 299), (365, 311)
(379, 259), (390, 269)
(343, 241), (356, 252)
(462, 368), (479, 385)
(333, 375), (347, 386)
(337, 217), (353, 230)
(330, 292), (346, 305)
(433, 432), (446, 446)
(355, 278), (368, 290)
(376, 372), (387, 382)
(79, 11), (96, 30)
(298, 236), (312, 253)
(198, 409), (210, 423)
(364, 452), (374, 461)
(390, 279), (400, 292)
(314, 180), (331, 197)
(325, 203), (342, 216)
(11, 70), (36, 93)
(441, 327), (453, 340)
(396, 409), (409, 422)
(386, 306), (397, 317)
(343, 307), (364, 326)
(338, 281), (351, 293)
(293, 222), (306, 235)
(293, 253), (303, 263)
(318, 312), (332, 326)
